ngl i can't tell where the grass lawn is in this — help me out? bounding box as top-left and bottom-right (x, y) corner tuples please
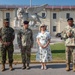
(0, 43), (66, 61)
(51, 43), (65, 60)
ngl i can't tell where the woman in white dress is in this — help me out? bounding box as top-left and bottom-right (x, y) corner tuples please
(36, 24), (52, 70)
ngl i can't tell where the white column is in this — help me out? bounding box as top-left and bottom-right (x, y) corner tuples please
(14, 9), (18, 28)
(17, 19), (21, 27)
(14, 17), (17, 28)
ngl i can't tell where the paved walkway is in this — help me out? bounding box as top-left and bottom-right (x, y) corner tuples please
(0, 63), (75, 75)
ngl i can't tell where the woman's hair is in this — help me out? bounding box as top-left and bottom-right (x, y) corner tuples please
(39, 23), (47, 31)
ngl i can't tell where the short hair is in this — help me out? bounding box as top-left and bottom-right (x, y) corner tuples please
(4, 19), (9, 22)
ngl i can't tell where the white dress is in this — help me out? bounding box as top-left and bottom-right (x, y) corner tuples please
(36, 31), (52, 62)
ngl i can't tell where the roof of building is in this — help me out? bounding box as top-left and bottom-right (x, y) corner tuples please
(46, 5), (75, 9)
(0, 5), (28, 9)
(0, 5), (75, 9)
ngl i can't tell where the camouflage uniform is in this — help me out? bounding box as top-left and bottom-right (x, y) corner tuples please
(0, 27), (15, 64)
(17, 28), (33, 65)
(61, 24), (75, 71)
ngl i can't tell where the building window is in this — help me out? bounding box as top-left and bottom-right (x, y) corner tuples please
(66, 13), (70, 19)
(6, 13), (10, 23)
(42, 13), (46, 18)
(6, 13), (10, 19)
(53, 13), (56, 19)
(53, 26), (56, 32)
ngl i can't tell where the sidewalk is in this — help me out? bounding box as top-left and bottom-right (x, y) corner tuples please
(0, 63), (75, 75)
(0, 60), (66, 64)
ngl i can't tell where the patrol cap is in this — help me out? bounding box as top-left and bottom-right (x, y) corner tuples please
(23, 21), (29, 25)
(4, 19), (9, 22)
(67, 17), (74, 21)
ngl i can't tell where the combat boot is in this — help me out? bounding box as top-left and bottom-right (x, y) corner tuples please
(26, 63), (30, 70)
(73, 64), (75, 72)
(66, 64), (70, 71)
(22, 63), (26, 69)
(9, 64), (13, 71)
(1, 64), (5, 71)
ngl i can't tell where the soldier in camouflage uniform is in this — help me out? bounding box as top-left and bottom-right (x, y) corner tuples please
(17, 21), (33, 70)
(0, 19), (15, 71)
(61, 18), (75, 72)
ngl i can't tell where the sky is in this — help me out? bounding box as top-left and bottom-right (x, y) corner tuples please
(0, 0), (75, 6)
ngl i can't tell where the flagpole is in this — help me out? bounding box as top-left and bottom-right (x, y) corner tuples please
(30, 0), (32, 7)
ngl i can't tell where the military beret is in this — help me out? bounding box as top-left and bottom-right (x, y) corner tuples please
(67, 17), (73, 21)
(23, 21), (29, 24)
(4, 19), (9, 22)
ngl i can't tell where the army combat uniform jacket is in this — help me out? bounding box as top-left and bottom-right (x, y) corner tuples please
(61, 24), (75, 46)
(17, 28), (33, 47)
(0, 26), (15, 64)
